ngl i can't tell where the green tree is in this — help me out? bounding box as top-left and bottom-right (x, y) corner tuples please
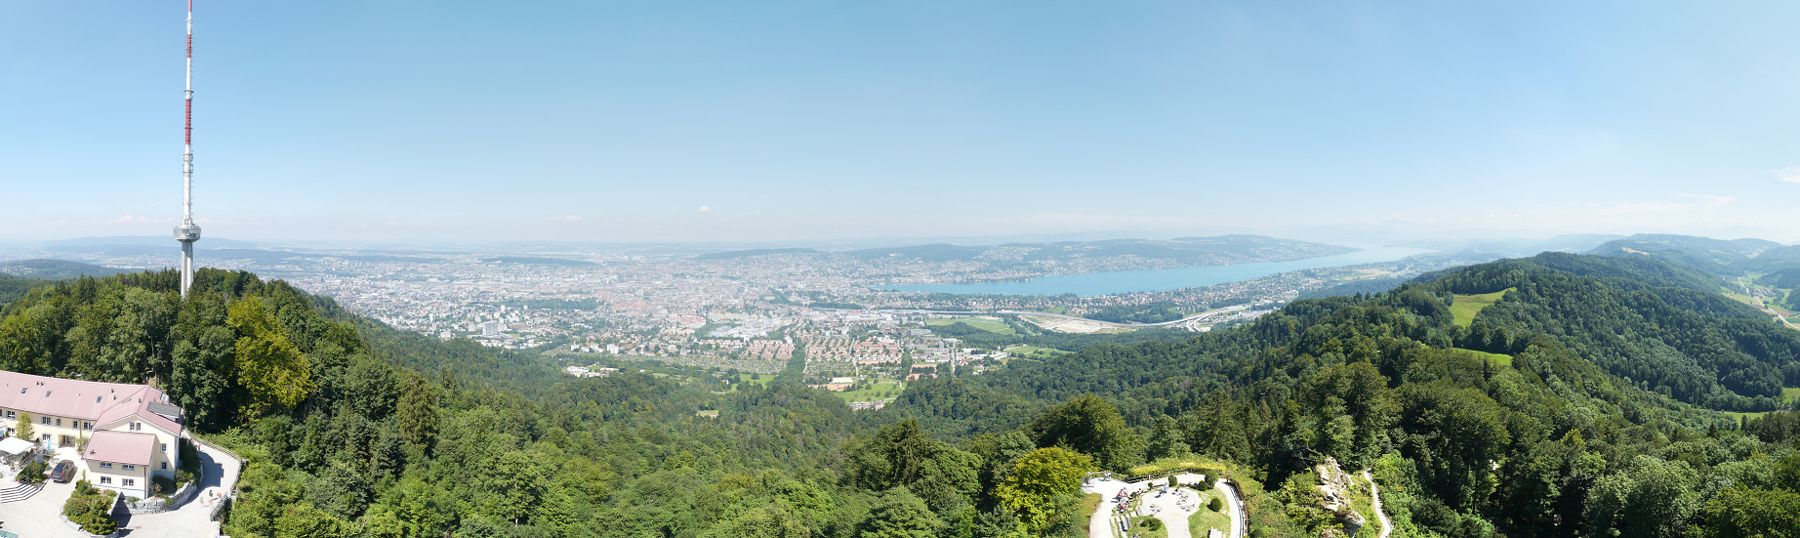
(274, 502), (353, 538)
(1396, 382), (1511, 509)
(393, 373), (441, 452)
(1146, 415), (1191, 461)
(856, 487), (942, 538)
(846, 419), (940, 491)
(1700, 486), (1800, 538)
(1581, 456), (1702, 538)
(478, 449), (551, 525)
(0, 303), (62, 373)
(366, 476), (458, 538)
(1029, 395), (1144, 470)
(227, 295), (313, 420)
(168, 323), (235, 431)
(994, 447), (1094, 536)
(16, 411), (34, 441)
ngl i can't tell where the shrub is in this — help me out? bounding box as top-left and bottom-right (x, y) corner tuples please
(63, 480), (118, 535)
(153, 475), (177, 495)
(1209, 496), (1224, 512)
(179, 438), (203, 479)
(18, 460), (46, 485)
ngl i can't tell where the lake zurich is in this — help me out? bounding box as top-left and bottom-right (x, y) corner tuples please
(886, 246), (1434, 296)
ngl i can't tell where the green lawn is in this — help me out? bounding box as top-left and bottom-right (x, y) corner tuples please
(1126, 515), (1169, 538)
(1451, 288), (1513, 328)
(1723, 387), (1799, 419)
(836, 379), (905, 403)
(1186, 488), (1232, 537)
(715, 373), (777, 393)
(1725, 410), (1768, 422)
(926, 316), (1016, 335)
(1079, 493), (1103, 530)
(1004, 344), (1069, 360)
(1451, 348), (1514, 367)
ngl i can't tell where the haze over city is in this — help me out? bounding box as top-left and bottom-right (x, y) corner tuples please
(5, 1), (1798, 245)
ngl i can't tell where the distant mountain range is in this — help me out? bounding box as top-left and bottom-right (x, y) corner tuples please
(0, 259), (126, 279)
(698, 235), (1355, 267)
(1590, 234), (1800, 275)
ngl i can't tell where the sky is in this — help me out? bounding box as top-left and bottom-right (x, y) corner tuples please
(3, 0), (1798, 245)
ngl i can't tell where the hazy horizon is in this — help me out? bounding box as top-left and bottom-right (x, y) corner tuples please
(5, 1), (1798, 243)
(0, 230), (1786, 255)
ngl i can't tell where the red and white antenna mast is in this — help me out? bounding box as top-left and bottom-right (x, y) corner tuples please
(174, 0), (202, 297)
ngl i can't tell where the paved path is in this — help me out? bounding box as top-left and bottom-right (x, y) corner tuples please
(1139, 486), (1199, 538)
(1216, 478), (1245, 538)
(1085, 477), (1129, 538)
(1362, 470), (1391, 538)
(117, 440), (242, 538)
(0, 478), (86, 538)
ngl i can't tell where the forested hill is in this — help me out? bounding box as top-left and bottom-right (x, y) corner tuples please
(0, 270), (872, 537)
(0, 256), (1796, 538)
(1590, 233), (1800, 274)
(888, 252), (1800, 537)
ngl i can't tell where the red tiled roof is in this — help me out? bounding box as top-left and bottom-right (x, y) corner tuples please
(84, 430), (157, 466)
(0, 371), (183, 436)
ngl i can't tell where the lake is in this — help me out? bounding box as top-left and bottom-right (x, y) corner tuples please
(886, 245), (1434, 296)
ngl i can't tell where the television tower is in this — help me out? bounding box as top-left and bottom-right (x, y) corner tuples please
(173, 0), (202, 297)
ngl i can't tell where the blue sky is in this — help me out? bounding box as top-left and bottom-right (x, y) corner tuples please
(3, 1), (1798, 244)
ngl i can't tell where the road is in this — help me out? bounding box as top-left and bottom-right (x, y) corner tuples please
(117, 439), (242, 538)
(1362, 470), (1391, 538)
(1735, 278), (1798, 330)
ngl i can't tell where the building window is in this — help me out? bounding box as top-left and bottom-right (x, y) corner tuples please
(123, 478), (134, 487)
(129, 422), (142, 432)
(39, 417), (48, 425)
(123, 464), (136, 471)
(161, 443), (168, 452)
(84, 422), (92, 431)
(100, 462), (113, 469)
(54, 418), (62, 427)
(161, 462), (168, 470)
(4, 410), (12, 419)
(100, 476), (112, 485)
